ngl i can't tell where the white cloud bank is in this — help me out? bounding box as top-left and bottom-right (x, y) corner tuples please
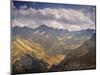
(12, 5), (95, 31)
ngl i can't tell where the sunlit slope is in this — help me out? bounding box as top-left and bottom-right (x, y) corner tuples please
(12, 36), (65, 68)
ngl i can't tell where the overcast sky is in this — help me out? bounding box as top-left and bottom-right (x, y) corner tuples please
(12, 1), (96, 31)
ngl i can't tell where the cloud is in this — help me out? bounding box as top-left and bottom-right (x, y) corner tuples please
(12, 4), (95, 31)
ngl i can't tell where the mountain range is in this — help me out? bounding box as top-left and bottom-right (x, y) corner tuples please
(12, 25), (95, 54)
(12, 24), (96, 74)
(12, 25), (95, 38)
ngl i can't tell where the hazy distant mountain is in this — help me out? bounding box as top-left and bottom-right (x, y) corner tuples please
(12, 26), (34, 38)
(12, 25), (95, 54)
(34, 24), (68, 37)
(12, 25), (68, 37)
(12, 25), (95, 39)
